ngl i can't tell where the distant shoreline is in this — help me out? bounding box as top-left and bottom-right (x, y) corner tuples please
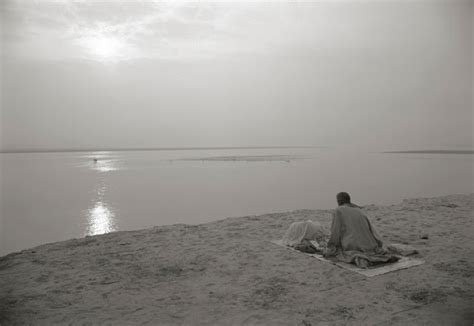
(0, 146), (323, 154)
(383, 150), (474, 154)
(180, 154), (304, 162)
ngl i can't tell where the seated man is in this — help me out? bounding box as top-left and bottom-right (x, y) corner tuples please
(324, 192), (398, 268)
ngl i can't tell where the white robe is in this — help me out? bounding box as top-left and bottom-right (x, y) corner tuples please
(282, 220), (328, 247)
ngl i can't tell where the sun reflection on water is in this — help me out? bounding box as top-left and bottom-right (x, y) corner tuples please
(91, 158), (121, 172)
(85, 184), (117, 236)
(76, 152), (123, 173)
(94, 160), (119, 172)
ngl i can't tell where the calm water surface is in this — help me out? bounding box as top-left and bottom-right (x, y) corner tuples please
(1, 148), (472, 255)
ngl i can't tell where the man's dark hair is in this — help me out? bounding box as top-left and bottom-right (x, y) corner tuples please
(336, 192), (351, 206)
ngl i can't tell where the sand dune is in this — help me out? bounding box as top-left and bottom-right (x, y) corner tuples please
(1, 194), (473, 325)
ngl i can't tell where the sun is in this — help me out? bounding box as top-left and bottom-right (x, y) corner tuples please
(88, 36), (122, 58)
(78, 34), (126, 63)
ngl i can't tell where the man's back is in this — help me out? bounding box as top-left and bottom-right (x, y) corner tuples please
(328, 205), (383, 253)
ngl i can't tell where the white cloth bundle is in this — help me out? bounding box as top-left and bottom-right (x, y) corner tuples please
(282, 220), (329, 247)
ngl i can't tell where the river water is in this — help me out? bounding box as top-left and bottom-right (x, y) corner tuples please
(1, 147), (472, 255)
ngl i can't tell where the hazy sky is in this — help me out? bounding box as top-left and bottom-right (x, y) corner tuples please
(1, 0), (472, 151)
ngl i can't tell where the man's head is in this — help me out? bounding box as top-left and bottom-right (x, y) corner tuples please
(336, 192), (351, 206)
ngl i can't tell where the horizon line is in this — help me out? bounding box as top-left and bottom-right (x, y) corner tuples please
(0, 146), (325, 154)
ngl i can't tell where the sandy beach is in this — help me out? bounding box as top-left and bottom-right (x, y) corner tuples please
(0, 194), (473, 325)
